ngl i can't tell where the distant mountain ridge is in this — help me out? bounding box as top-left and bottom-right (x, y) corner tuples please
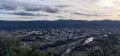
(0, 20), (120, 30)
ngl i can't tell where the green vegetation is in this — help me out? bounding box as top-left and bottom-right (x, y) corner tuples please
(0, 20), (120, 30)
(71, 34), (120, 56)
(88, 34), (120, 56)
(0, 36), (60, 56)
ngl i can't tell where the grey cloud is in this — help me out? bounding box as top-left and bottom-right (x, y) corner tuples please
(118, 15), (120, 16)
(0, 0), (59, 13)
(25, 5), (59, 13)
(0, 4), (16, 10)
(57, 16), (65, 18)
(42, 7), (59, 13)
(7, 12), (48, 16)
(72, 12), (110, 17)
(0, 0), (23, 10)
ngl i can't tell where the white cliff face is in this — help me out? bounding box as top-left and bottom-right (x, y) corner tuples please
(83, 37), (94, 45)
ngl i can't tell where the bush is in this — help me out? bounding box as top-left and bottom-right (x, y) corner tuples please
(0, 36), (59, 56)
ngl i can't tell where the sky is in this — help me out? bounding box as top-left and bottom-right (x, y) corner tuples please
(0, 0), (120, 21)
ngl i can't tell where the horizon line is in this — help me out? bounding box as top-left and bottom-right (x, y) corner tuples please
(0, 19), (120, 21)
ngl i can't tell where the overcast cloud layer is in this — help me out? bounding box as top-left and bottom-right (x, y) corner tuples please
(0, 0), (120, 20)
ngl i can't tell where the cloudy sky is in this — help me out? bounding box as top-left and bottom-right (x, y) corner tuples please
(0, 0), (120, 21)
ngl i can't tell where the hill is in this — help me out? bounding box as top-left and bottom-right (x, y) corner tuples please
(0, 20), (120, 30)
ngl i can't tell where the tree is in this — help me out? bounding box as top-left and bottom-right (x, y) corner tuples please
(0, 36), (20, 56)
(0, 36), (60, 56)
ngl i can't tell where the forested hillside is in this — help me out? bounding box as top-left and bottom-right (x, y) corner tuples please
(0, 20), (120, 30)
